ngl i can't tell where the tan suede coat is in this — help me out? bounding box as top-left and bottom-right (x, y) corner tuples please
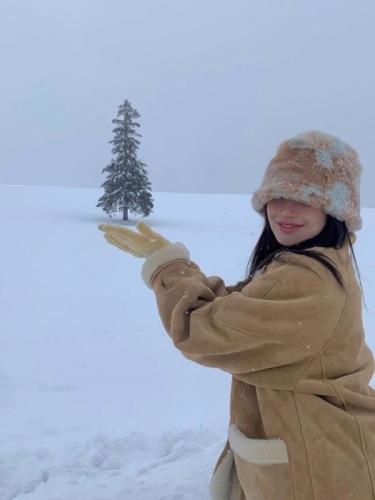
(149, 242), (375, 500)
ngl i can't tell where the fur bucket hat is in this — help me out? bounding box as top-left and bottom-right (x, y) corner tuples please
(252, 130), (363, 231)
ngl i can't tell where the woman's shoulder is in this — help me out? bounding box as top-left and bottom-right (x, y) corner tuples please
(242, 256), (322, 300)
(245, 244), (351, 298)
(268, 243), (350, 275)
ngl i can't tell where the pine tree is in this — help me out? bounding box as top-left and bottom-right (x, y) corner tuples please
(97, 100), (154, 220)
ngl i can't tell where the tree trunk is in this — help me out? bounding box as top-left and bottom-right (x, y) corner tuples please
(122, 206), (129, 220)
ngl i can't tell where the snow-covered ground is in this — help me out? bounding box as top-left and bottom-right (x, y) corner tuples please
(0, 184), (374, 499)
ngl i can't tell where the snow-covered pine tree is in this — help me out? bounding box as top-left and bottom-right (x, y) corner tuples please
(97, 100), (154, 220)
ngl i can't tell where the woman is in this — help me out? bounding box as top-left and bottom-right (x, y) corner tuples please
(99, 131), (375, 499)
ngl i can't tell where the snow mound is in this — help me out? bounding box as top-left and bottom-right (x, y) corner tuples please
(0, 429), (225, 500)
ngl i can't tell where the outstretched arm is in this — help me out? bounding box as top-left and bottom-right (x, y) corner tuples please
(98, 222), (228, 293)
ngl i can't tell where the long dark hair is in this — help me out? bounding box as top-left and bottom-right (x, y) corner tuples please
(231, 215), (361, 293)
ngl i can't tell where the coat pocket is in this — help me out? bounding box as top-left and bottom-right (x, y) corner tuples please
(229, 425), (293, 500)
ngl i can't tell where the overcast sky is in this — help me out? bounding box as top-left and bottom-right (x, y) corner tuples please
(1, 0), (375, 205)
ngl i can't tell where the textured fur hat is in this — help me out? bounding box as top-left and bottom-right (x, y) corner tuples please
(252, 130), (363, 231)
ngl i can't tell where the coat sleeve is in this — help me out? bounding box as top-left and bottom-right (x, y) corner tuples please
(150, 256), (346, 390)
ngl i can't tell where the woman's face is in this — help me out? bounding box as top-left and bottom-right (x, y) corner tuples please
(266, 199), (327, 246)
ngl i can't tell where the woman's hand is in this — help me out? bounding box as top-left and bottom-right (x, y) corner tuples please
(98, 222), (171, 258)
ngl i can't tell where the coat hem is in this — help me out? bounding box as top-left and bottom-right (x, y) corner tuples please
(209, 448), (235, 500)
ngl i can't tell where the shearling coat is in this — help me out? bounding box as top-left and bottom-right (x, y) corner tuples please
(145, 241), (375, 500)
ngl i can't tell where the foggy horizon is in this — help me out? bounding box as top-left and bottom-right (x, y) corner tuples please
(1, 0), (375, 206)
